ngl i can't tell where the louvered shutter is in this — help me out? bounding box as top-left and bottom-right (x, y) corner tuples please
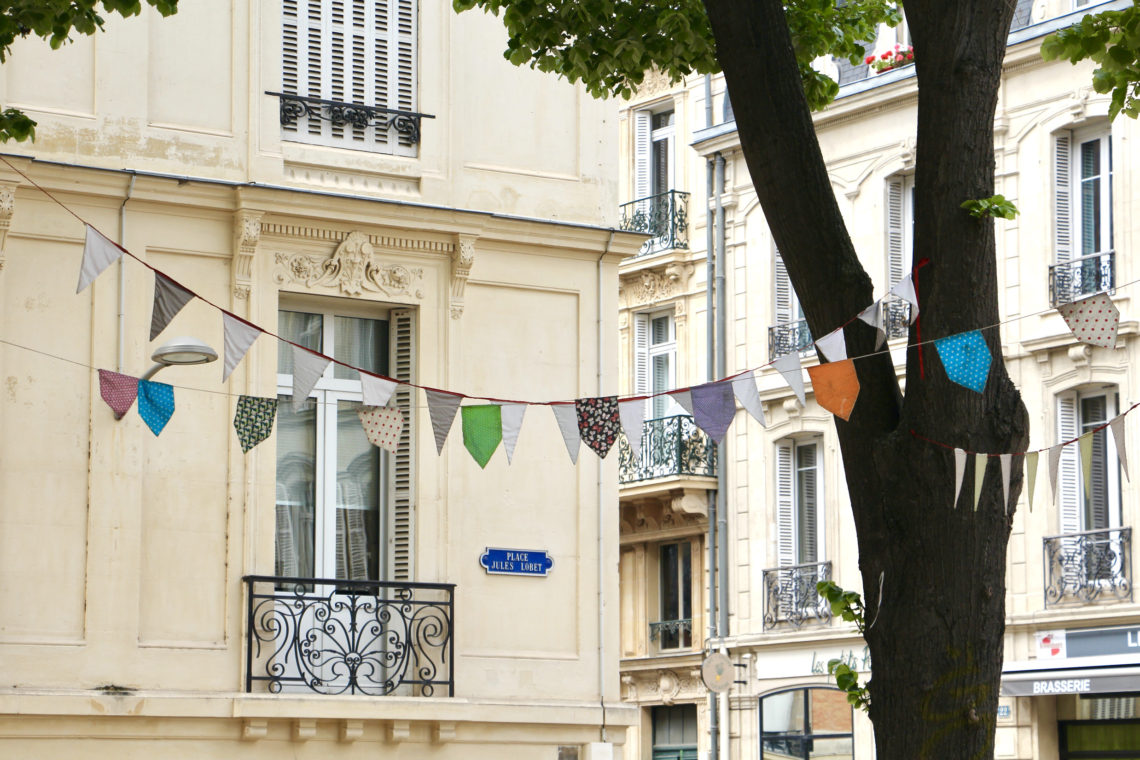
(774, 250), (794, 324)
(388, 308), (416, 581)
(1055, 132), (1073, 264)
(1083, 395), (1111, 531)
(797, 443), (819, 565)
(1057, 394), (1081, 534)
(633, 111), (651, 203)
(886, 178), (906, 287)
(776, 443), (796, 567)
(633, 313), (650, 395)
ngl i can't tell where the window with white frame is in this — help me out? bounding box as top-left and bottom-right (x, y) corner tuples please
(1056, 387), (1122, 536)
(1053, 125), (1114, 304)
(281, 0), (419, 156)
(634, 310), (683, 419)
(634, 108), (676, 203)
(776, 438), (824, 566)
(275, 305), (416, 583)
(657, 540), (693, 650)
(885, 174), (915, 332)
(773, 249), (804, 325)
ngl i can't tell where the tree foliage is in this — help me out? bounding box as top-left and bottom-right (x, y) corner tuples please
(1043, 1), (1140, 120)
(452, 0), (899, 106)
(0, 0), (179, 142)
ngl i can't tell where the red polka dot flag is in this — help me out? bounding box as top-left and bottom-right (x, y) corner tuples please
(1057, 292), (1120, 350)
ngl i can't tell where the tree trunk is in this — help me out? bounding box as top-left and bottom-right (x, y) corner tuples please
(701, 0), (1028, 757)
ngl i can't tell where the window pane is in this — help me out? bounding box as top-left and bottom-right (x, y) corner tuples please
(661, 544), (679, 620)
(796, 444), (818, 564)
(651, 353), (672, 418)
(1080, 139), (1102, 255)
(336, 400), (380, 581)
(652, 110), (674, 130)
(762, 691), (804, 734)
(278, 311), (323, 375)
(333, 316), (388, 380)
(651, 315), (671, 345)
(809, 688), (853, 733)
(275, 395), (317, 579)
(1081, 395), (1111, 531)
(808, 737), (854, 759)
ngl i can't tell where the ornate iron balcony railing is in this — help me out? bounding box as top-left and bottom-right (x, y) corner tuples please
(620, 190), (690, 255)
(1049, 250), (1115, 308)
(768, 318), (814, 362)
(267, 91), (435, 146)
(649, 618), (693, 650)
(762, 561), (832, 630)
(618, 415), (717, 484)
(1043, 528), (1132, 608)
(243, 575), (454, 697)
(884, 297), (911, 340)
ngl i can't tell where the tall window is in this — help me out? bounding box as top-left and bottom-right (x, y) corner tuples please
(657, 541), (693, 650)
(275, 306), (415, 582)
(886, 173), (915, 289)
(653, 705), (698, 760)
(1057, 388), (1121, 535)
(634, 310), (682, 419)
(281, 0), (418, 155)
(776, 439), (823, 566)
(634, 108), (676, 202)
(760, 688), (853, 760)
(1054, 127), (1114, 305)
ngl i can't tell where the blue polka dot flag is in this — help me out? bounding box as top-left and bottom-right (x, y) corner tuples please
(934, 330), (991, 393)
(137, 379), (175, 436)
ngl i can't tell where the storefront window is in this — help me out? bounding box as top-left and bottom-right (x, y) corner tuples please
(1062, 696), (1140, 758)
(760, 687), (853, 760)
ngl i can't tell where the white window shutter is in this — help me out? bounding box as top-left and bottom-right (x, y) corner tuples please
(1055, 131), (1073, 264)
(774, 249), (794, 324)
(886, 177), (906, 287)
(776, 443), (796, 567)
(633, 111), (651, 202)
(1057, 394), (1081, 535)
(633, 313), (650, 395)
(393, 0), (417, 149)
(388, 308), (416, 581)
(797, 443), (819, 565)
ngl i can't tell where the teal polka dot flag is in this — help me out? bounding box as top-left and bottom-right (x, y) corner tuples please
(137, 379), (175, 436)
(934, 330), (991, 393)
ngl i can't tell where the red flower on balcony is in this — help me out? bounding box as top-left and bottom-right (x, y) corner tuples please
(871, 44), (914, 73)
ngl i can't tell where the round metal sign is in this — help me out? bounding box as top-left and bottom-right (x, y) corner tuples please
(701, 652), (733, 694)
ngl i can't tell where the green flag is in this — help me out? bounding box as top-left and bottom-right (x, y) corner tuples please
(462, 405), (502, 469)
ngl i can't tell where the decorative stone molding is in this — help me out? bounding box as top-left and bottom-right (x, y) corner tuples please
(434, 721), (457, 743)
(233, 209), (263, 300)
(899, 137), (916, 172)
(0, 182), (15, 272)
(672, 489), (709, 517)
(619, 263), (694, 308)
(293, 719), (317, 741)
(622, 668), (707, 706)
(275, 230), (425, 300)
(340, 720), (364, 742)
(635, 68), (677, 100)
(242, 719), (268, 741)
(621, 499), (705, 537)
(451, 234), (476, 319)
(389, 720), (411, 743)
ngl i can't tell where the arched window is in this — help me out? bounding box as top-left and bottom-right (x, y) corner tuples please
(760, 687), (853, 760)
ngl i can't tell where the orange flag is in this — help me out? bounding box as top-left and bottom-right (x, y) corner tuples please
(807, 360), (860, 421)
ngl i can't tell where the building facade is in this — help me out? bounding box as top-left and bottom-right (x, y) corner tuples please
(0, 2), (643, 758)
(616, 1), (1140, 758)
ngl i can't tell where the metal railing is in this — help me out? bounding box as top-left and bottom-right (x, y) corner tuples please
(620, 190), (690, 255)
(762, 561), (832, 630)
(618, 415), (717, 484)
(267, 91), (434, 146)
(649, 618), (693, 650)
(768, 318), (814, 362)
(1049, 250), (1115, 308)
(243, 575), (454, 697)
(884, 297), (911, 340)
(1043, 528), (1132, 607)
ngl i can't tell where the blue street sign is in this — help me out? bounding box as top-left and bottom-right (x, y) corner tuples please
(479, 548), (553, 577)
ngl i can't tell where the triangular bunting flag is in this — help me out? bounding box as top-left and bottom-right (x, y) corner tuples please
(1079, 431), (1095, 500)
(234, 395), (278, 453)
(815, 327), (847, 362)
(222, 313), (261, 382)
(462, 405), (503, 469)
(1110, 416), (1129, 481)
(974, 453), (986, 511)
(361, 373), (398, 407)
(934, 330), (991, 393)
(889, 274), (920, 324)
(806, 360), (860, 422)
(150, 273), (195, 341)
(671, 390), (694, 416)
(857, 301), (886, 350)
(690, 381), (736, 443)
(137, 379), (175, 436)
(1057, 292), (1119, 349)
(1026, 451), (1038, 512)
(732, 371), (766, 427)
(358, 405), (403, 453)
(291, 344), (331, 411)
(954, 448), (966, 509)
(98, 369), (139, 418)
(77, 225), (124, 293)
(576, 397), (620, 458)
(551, 403), (581, 464)
(1000, 454), (1012, 514)
(500, 403), (527, 464)
(618, 399), (646, 459)
(772, 352), (806, 406)
(426, 390), (462, 455)
(1048, 443), (1064, 505)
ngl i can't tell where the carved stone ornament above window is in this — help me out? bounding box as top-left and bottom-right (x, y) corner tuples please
(619, 262), (694, 308)
(274, 230), (425, 300)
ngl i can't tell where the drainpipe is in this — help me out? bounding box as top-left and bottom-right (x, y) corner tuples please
(705, 156), (719, 760)
(714, 152), (729, 760)
(117, 173), (136, 372)
(704, 75), (713, 129)
(597, 229), (615, 744)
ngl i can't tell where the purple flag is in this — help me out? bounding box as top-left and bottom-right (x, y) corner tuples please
(690, 381), (736, 443)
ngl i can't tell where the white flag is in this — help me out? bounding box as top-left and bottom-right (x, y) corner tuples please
(1000, 454), (1012, 514)
(222, 313), (261, 382)
(671, 390), (694, 416)
(551, 403), (581, 464)
(732, 371), (767, 427)
(361, 373), (398, 407)
(77, 225), (124, 293)
(857, 301), (886, 350)
(291, 344), (330, 411)
(619, 399), (647, 460)
(426, 390), (462, 454)
(1048, 443), (1065, 505)
(772, 353), (806, 406)
(1110, 416), (1129, 481)
(974, 453), (987, 511)
(953, 448), (966, 509)
(815, 327), (847, 362)
(889, 274), (920, 324)
(500, 403), (528, 464)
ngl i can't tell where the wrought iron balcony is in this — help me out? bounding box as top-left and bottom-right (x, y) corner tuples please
(267, 91), (434, 146)
(1043, 528), (1132, 608)
(618, 415), (717, 484)
(1049, 250), (1115, 308)
(768, 318), (814, 362)
(649, 618), (693, 650)
(620, 190), (690, 256)
(243, 575), (454, 697)
(884, 297), (911, 340)
(762, 561), (832, 630)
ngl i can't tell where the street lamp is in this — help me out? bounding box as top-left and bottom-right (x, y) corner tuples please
(113, 336), (218, 420)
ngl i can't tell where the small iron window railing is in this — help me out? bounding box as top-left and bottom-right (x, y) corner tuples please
(1049, 250), (1115, 308)
(618, 415), (717, 484)
(620, 190), (690, 256)
(768, 318), (814, 362)
(1043, 527), (1131, 607)
(268, 91), (434, 148)
(762, 561), (832, 630)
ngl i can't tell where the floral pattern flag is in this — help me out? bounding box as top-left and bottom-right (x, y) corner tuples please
(576, 396), (620, 458)
(234, 395), (278, 453)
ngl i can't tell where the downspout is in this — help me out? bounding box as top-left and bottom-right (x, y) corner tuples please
(704, 74), (713, 129)
(597, 229), (615, 744)
(705, 156), (719, 760)
(117, 173), (136, 372)
(714, 152), (729, 760)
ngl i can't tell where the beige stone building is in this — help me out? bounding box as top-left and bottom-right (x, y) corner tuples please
(615, 1), (1140, 758)
(0, 2), (644, 758)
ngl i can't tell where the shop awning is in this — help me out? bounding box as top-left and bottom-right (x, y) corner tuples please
(1001, 661), (1140, 697)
